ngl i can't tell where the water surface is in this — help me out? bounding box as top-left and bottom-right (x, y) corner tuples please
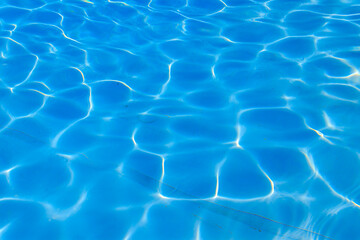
(1, 0), (360, 239)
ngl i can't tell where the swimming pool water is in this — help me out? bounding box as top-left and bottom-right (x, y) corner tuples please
(1, 0), (360, 239)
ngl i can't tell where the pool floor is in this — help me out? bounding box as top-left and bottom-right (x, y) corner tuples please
(1, 0), (360, 239)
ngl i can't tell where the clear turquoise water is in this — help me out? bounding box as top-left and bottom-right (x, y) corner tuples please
(1, 0), (360, 239)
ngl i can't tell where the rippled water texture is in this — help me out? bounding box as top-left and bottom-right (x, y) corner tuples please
(1, 0), (360, 239)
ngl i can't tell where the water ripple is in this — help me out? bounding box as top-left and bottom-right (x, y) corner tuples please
(0, 0), (359, 239)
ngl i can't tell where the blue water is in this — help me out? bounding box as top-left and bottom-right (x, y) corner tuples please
(1, 0), (360, 239)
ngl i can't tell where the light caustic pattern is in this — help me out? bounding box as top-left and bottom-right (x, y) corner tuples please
(0, 0), (360, 239)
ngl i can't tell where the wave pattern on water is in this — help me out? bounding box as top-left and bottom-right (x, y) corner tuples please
(1, 0), (360, 239)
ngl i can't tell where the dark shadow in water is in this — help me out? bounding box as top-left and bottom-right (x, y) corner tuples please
(123, 167), (335, 240)
(5, 127), (46, 145)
